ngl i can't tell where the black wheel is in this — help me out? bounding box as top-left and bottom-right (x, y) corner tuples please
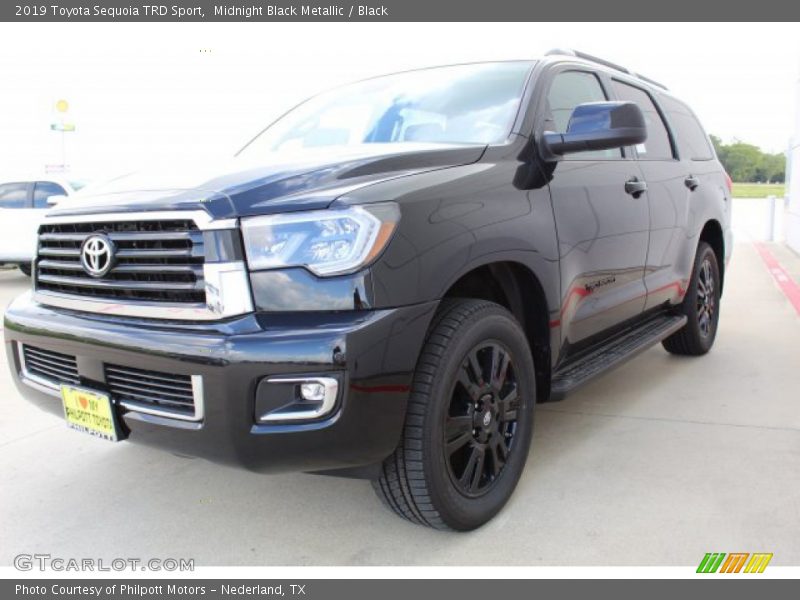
(663, 242), (720, 356)
(372, 299), (536, 531)
(18, 263), (31, 277)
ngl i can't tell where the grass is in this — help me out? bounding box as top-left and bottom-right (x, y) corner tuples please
(731, 183), (786, 199)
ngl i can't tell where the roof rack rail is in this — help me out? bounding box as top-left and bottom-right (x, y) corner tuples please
(631, 72), (669, 91)
(545, 48), (669, 91)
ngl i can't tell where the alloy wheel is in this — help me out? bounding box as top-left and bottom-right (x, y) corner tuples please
(696, 257), (716, 337)
(443, 342), (520, 497)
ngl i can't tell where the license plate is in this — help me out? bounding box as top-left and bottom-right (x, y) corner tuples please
(61, 385), (121, 442)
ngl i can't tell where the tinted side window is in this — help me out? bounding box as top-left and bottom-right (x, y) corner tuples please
(33, 182), (66, 208)
(0, 183), (28, 209)
(546, 70), (621, 159)
(658, 95), (714, 161)
(611, 80), (674, 160)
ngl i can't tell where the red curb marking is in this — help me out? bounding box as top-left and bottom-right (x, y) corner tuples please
(754, 242), (800, 317)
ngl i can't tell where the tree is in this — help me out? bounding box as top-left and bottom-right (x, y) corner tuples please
(710, 136), (786, 183)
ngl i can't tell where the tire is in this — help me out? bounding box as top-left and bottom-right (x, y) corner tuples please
(662, 242), (721, 356)
(18, 263), (31, 277)
(372, 299), (536, 531)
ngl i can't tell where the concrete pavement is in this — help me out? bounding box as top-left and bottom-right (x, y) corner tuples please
(1, 242), (798, 566)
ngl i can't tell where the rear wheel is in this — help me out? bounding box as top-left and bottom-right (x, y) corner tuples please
(372, 299), (536, 531)
(662, 242), (720, 355)
(18, 263), (31, 277)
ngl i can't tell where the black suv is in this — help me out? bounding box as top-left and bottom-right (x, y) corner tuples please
(4, 50), (732, 530)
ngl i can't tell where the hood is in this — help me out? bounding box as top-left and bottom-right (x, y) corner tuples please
(49, 143), (486, 219)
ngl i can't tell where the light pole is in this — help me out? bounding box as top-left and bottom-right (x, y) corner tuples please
(50, 98), (74, 173)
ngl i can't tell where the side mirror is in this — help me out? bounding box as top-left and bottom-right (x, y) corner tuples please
(542, 101), (647, 159)
(46, 194), (68, 207)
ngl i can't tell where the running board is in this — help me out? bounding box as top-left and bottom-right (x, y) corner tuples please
(550, 314), (687, 400)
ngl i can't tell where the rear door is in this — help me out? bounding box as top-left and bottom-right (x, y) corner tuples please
(539, 67), (650, 349)
(654, 94), (729, 304)
(608, 79), (688, 309)
(608, 80), (714, 310)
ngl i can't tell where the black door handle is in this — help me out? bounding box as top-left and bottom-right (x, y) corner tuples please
(685, 175), (700, 191)
(625, 177), (647, 198)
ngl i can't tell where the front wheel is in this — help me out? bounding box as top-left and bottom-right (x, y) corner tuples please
(372, 299), (536, 531)
(18, 263), (31, 277)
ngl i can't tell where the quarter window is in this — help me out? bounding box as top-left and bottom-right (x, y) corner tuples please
(611, 80), (674, 160)
(658, 95), (714, 161)
(546, 70), (621, 160)
(0, 182), (28, 209)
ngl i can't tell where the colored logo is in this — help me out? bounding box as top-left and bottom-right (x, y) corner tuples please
(697, 552), (773, 573)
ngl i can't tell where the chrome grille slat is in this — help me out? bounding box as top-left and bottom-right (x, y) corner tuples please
(23, 351), (77, 369)
(23, 360), (78, 381)
(39, 260), (203, 275)
(25, 346), (75, 364)
(104, 372), (193, 392)
(40, 231), (199, 243)
(37, 273), (203, 292)
(106, 364), (196, 415)
(36, 218), (206, 304)
(109, 231), (199, 242)
(38, 247), (81, 257)
(38, 233), (87, 242)
(115, 247), (203, 259)
(21, 345), (80, 384)
(113, 264), (203, 274)
(39, 247), (201, 259)
(108, 389), (194, 408)
(105, 379), (194, 400)
(37, 260), (85, 271)
(104, 365), (195, 385)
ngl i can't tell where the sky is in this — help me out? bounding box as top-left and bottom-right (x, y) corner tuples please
(0, 22), (798, 180)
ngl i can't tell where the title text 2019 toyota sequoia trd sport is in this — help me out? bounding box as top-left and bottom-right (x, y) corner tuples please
(4, 50), (732, 530)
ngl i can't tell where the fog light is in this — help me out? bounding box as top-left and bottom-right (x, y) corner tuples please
(256, 376), (339, 423)
(300, 382), (326, 402)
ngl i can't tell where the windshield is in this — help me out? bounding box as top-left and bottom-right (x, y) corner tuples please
(237, 62), (534, 157)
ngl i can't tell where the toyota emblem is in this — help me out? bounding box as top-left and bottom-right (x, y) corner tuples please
(80, 234), (115, 278)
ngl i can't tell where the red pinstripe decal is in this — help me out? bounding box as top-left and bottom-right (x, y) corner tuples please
(550, 278), (687, 328)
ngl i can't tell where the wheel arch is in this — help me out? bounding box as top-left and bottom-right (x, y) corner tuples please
(441, 261), (552, 402)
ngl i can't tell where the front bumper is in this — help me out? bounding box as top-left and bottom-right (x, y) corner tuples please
(4, 292), (436, 474)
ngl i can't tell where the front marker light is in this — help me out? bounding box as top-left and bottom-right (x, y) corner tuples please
(241, 203), (400, 276)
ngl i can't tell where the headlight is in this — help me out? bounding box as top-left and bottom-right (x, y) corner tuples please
(240, 203), (400, 276)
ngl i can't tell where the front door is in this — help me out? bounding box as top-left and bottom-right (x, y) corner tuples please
(539, 68), (650, 350)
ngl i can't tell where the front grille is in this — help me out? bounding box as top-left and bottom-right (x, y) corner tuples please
(105, 364), (197, 418)
(36, 219), (205, 304)
(22, 345), (80, 384)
